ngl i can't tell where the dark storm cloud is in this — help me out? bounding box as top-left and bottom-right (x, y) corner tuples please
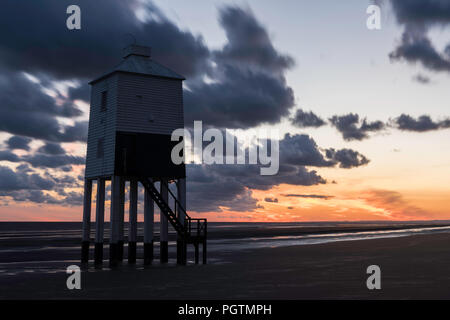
(290, 109), (327, 128)
(1, 1), (293, 133)
(329, 113), (385, 141)
(0, 188), (83, 206)
(3, 190), (56, 204)
(389, 0), (450, 26)
(393, 114), (450, 132)
(68, 83), (90, 102)
(60, 191), (84, 206)
(1, 0), (210, 149)
(214, 6), (294, 73)
(187, 174), (260, 213)
(325, 148), (370, 169)
(0, 1), (374, 211)
(0, 147), (85, 169)
(0, 166), (55, 191)
(0, 150), (21, 163)
(6, 136), (32, 151)
(0, 165), (82, 206)
(45, 172), (81, 188)
(280, 134), (334, 167)
(0, 71), (82, 117)
(16, 164), (34, 173)
(280, 134), (370, 169)
(0, 71), (87, 142)
(185, 6), (295, 128)
(37, 142), (66, 155)
(59, 121), (88, 143)
(186, 163), (326, 212)
(185, 66), (294, 128)
(389, 33), (450, 72)
(186, 133), (369, 212)
(283, 194), (333, 200)
(0, 0), (210, 81)
(388, 0), (450, 73)
(22, 154), (85, 169)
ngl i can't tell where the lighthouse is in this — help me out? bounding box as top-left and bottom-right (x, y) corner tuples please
(80, 44), (207, 267)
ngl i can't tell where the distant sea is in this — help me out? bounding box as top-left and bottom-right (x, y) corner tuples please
(1, 221), (450, 278)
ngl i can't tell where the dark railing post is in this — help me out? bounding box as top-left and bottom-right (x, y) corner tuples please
(203, 220), (207, 264)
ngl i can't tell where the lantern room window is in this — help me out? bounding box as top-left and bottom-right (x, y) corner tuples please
(101, 91), (107, 111)
(96, 138), (104, 158)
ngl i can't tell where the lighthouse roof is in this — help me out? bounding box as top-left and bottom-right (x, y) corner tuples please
(89, 45), (185, 84)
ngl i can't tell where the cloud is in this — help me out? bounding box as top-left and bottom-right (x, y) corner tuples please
(393, 114), (450, 132)
(214, 6), (294, 74)
(22, 154), (85, 169)
(0, 71), (87, 142)
(0, 165), (55, 191)
(388, 0), (450, 27)
(283, 194), (333, 200)
(6, 136), (32, 151)
(329, 113), (385, 141)
(68, 83), (90, 102)
(388, 0), (450, 73)
(185, 6), (295, 128)
(325, 148), (370, 169)
(187, 163), (326, 212)
(362, 189), (428, 219)
(0, 150), (21, 162)
(0, 147), (85, 169)
(412, 73), (431, 84)
(281, 134), (370, 169)
(0, 1), (373, 212)
(280, 134), (335, 167)
(288, 108), (450, 139)
(37, 142), (66, 155)
(389, 32), (450, 72)
(1, 2), (294, 132)
(0, 165), (83, 206)
(0, 0), (210, 81)
(290, 109), (326, 128)
(264, 197), (278, 203)
(186, 133), (369, 212)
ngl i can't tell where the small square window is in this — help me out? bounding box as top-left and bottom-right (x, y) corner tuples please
(96, 138), (104, 158)
(101, 91), (107, 111)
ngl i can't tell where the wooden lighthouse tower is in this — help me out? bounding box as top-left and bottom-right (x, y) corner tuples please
(81, 44), (207, 267)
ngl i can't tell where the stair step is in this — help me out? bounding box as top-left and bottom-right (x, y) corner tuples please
(140, 178), (206, 242)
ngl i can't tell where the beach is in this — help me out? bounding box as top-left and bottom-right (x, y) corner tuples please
(2, 222), (450, 299)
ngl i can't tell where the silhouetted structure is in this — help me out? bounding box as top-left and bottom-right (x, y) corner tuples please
(81, 44), (207, 267)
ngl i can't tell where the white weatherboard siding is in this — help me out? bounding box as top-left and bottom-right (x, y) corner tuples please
(116, 73), (184, 135)
(85, 74), (118, 178)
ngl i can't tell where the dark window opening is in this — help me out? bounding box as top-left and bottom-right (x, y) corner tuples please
(101, 91), (107, 111)
(97, 138), (104, 158)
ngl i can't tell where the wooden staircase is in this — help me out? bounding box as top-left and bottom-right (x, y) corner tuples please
(140, 177), (207, 263)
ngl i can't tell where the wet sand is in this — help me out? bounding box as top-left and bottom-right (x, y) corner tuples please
(3, 231), (450, 299)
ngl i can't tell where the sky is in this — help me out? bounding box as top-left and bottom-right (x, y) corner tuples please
(0, 0), (449, 222)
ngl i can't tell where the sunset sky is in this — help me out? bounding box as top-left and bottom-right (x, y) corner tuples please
(0, 0), (449, 222)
